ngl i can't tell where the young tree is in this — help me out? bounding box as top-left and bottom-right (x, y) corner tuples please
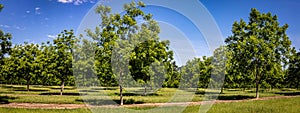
(225, 8), (292, 98)
(12, 43), (40, 91)
(73, 38), (97, 87)
(180, 56), (212, 89)
(53, 30), (77, 95)
(87, 1), (173, 105)
(0, 26), (12, 83)
(0, 4), (12, 68)
(287, 49), (300, 89)
(128, 21), (174, 96)
(38, 41), (59, 86)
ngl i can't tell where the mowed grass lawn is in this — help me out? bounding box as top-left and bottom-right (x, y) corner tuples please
(0, 96), (299, 113)
(0, 84), (299, 105)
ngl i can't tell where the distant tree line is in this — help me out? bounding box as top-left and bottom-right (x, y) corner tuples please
(0, 2), (299, 99)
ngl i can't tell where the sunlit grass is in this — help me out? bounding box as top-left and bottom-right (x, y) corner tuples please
(0, 84), (299, 105)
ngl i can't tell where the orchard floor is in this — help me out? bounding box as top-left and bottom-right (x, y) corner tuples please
(0, 95), (299, 109)
(0, 85), (299, 112)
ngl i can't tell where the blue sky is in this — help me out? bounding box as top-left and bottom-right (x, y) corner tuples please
(0, 0), (299, 52)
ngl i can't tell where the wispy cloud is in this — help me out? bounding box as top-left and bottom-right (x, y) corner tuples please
(58, 0), (73, 3)
(0, 24), (11, 28)
(35, 7), (41, 15)
(47, 34), (56, 39)
(14, 25), (26, 30)
(0, 24), (26, 30)
(57, 0), (98, 5)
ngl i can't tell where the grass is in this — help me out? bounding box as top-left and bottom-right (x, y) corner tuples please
(0, 108), (91, 113)
(0, 84), (300, 105)
(0, 96), (299, 113)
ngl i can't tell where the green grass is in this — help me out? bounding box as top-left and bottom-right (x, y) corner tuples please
(0, 108), (91, 113)
(207, 97), (300, 113)
(1, 96), (299, 113)
(0, 84), (300, 105)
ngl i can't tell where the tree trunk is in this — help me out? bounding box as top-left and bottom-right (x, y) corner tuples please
(221, 86), (224, 94)
(255, 74), (259, 99)
(60, 81), (65, 96)
(27, 81), (30, 92)
(119, 72), (123, 106)
(144, 85), (147, 96)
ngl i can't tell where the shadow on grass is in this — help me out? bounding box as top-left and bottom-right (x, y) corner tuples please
(217, 95), (255, 100)
(39, 92), (87, 96)
(0, 86), (14, 89)
(195, 91), (220, 95)
(246, 90), (267, 93)
(91, 87), (118, 90)
(275, 92), (300, 96)
(1, 85), (49, 92)
(226, 89), (243, 91)
(114, 92), (160, 96)
(50, 87), (76, 90)
(0, 96), (18, 104)
(14, 89), (49, 92)
(76, 98), (144, 105)
(79, 90), (99, 92)
(1, 86), (26, 90)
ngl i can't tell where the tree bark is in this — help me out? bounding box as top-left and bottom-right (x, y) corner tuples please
(221, 86), (224, 94)
(255, 74), (259, 99)
(144, 85), (147, 96)
(27, 80), (30, 92)
(60, 81), (65, 96)
(119, 72), (123, 106)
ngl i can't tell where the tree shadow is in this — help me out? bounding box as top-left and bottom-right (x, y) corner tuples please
(50, 87), (76, 90)
(226, 89), (243, 91)
(195, 91), (220, 95)
(76, 98), (144, 105)
(114, 92), (160, 96)
(246, 90), (267, 93)
(78, 90), (99, 92)
(91, 87), (118, 90)
(217, 95), (255, 100)
(14, 89), (49, 92)
(275, 92), (300, 96)
(39, 92), (87, 96)
(0, 96), (18, 104)
(1, 85), (49, 92)
(0, 85), (14, 89)
(1, 86), (26, 90)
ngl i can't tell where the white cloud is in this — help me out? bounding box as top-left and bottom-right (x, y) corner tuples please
(0, 24), (11, 28)
(26, 11), (30, 13)
(47, 34), (56, 39)
(57, 0), (96, 5)
(35, 7), (41, 15)
(58, 0), (73, 3)
(35, 7), (40, 11)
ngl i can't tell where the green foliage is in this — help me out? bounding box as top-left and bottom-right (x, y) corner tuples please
(0, 4), (3, 12)
(73, 38), (98, 87)
(53, 29), (77, 95)
(225, 8), (293, 98)
(287, 49), (300, 89)
(180, 56), (212, 88)
(0, 2), (299, 102)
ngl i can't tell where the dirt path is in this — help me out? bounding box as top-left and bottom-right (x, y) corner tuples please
(0, 95), (299, 109)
